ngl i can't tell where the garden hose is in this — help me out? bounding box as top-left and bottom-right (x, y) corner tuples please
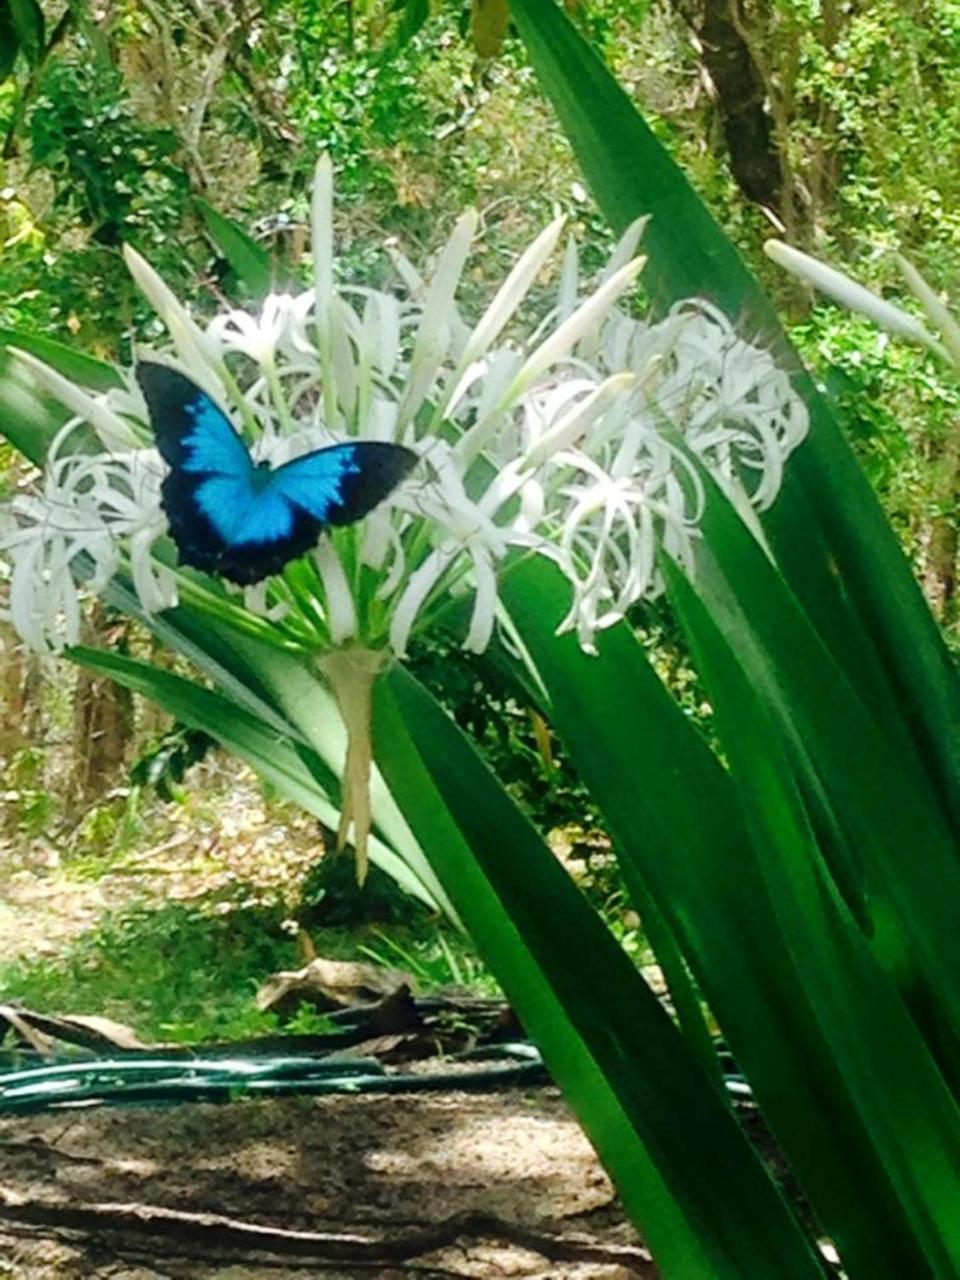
(0, 1043), (751, 1114)
(0, 1042), (548, 1114)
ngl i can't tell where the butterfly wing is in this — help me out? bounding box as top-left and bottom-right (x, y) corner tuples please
(137, 362), (269, 582)
(137, 362), (417, 585)
(270, 441), (418, 527)
(137, 362), (251, 476)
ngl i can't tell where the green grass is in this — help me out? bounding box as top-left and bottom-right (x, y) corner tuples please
(0, 898), (497, 1045)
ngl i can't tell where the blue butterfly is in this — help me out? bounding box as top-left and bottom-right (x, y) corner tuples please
(136, 362), (417, 586)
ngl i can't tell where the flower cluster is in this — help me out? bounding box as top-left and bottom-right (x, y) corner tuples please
(0, 158), (809, 660)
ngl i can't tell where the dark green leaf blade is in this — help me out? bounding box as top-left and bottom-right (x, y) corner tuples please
(8, 0), (42, 66)
(375, 663), (826, 1280)
(502, 556), (957, 1279)
(395, 0), (429, 48)
(196, 199), (273, 298)
(662, 555), (960, 1276)
(683, 464), (960, 1084)
(0, 0), (19, 79)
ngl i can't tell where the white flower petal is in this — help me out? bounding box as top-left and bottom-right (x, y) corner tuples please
(506, 256), (646, 402)
(463, 548), (498, 653)
(764, 239), (944, 353)
(398, 209), (479, 430)
(314, 536), (356, 644)
(12, 351), (140, 451)
(312, 155), (335, 320)
(894, 253), (960, 370)
(557, 233), (580, 322)
(601, 215), (649, 283)
(124, 246), (217, 378)
(521, 373), (635, 470)
(453, 214), (566, 376)
(389, 547), (454, 656)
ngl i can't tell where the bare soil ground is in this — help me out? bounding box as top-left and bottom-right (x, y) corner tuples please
(0, 1089), (652, 1279)
(0, 776), (323, 968)
(0, 777), (654, 1278)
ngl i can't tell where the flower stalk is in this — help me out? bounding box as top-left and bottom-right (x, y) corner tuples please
(317, 645), (388, 885)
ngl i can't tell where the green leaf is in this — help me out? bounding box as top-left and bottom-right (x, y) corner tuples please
(374, 663), (825, 1280)
(8, 0), (43, 66)
(771, 396), (960, 842)
(0, 346), (71, 465)
(682, 466), (960, 1085)
(181, 617), (454, 917)
(195, 199), (273, 298)
(662, 557), (960, 1276)
(68, 645), (438, 909)
(97, 575), (456, 921)
(393, 0), (429, 47)
(502, 556), (959, 1278)
(509, 0), (960, 847)
(0, 1), (19, 80)
(0, 330), (124, 393)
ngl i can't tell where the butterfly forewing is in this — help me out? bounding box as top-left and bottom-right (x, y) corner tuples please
(136, 364), (249, 475)
(272, 442), (417, 527)
(136, 361), (417, 585)
(181, 401), (252, 479)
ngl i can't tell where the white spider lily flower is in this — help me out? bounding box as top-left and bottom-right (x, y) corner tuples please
(1, 161), (805, 669)
(0, 418), (173, 651)
(594, 297), (809, 514)
(0, 161), (812, 881)
(207, 292), (312, 369)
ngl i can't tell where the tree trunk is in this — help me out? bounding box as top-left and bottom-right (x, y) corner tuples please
(668, 0), (785, 211)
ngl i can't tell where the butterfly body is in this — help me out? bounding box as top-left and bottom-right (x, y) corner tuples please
(137, 362), (416, 585)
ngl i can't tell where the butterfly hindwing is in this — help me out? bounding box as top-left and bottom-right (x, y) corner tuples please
(136, 361), (416, 585)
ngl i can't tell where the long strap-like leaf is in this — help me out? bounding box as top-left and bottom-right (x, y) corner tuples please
(503, 556), (960, 1279)
(509, 0), (960, 840)
(374, 662), (825, 1280)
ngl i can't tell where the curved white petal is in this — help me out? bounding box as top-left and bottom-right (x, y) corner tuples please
(12, 351), (140, 451)
(124, 246), (217, 378)
(314, 536), (357, 645)
(764, 239), (944, 353)
(506, 256), (646, 402)
(397, 209), (479, 430)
